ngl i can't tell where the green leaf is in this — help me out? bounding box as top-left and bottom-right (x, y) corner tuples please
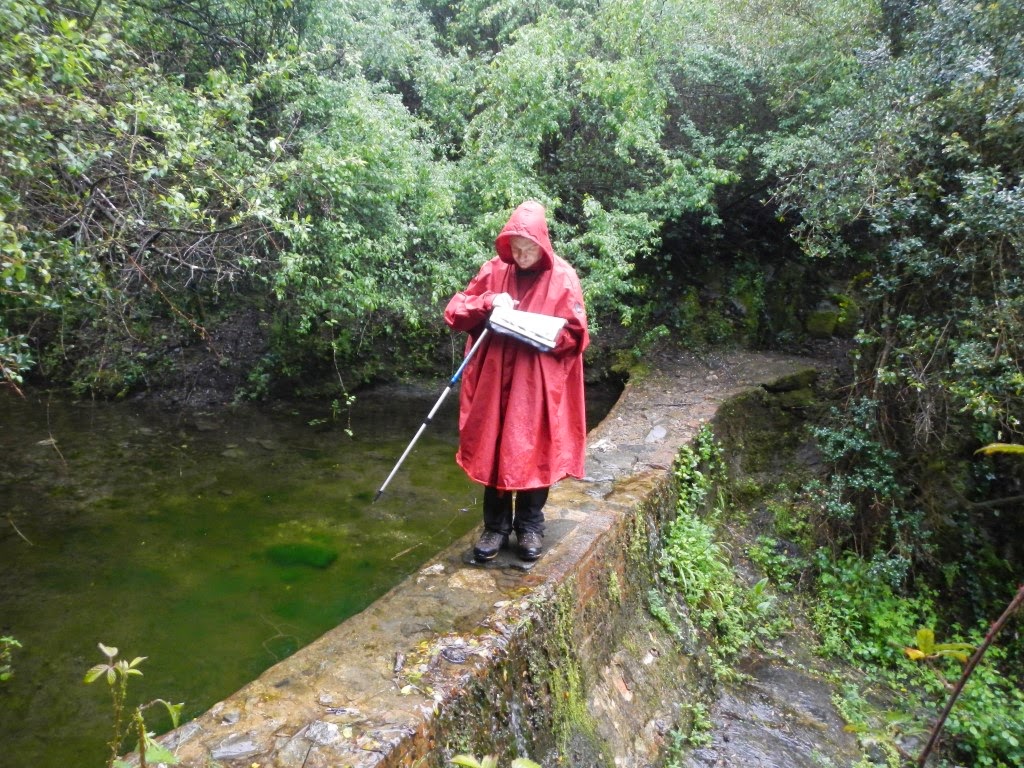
(98, 643), (118, 658)
(975, 443), (1024, 456)
(160, 700), (185, 728)
(143, 735), (179, 765)
(450, 757), (482, 768)
(511, 760), (543, 768)
(933, 642), (975, 653)
(83, 664), (109, 683)
(915, 627), (936, 655)
(904, 647), (926, 661)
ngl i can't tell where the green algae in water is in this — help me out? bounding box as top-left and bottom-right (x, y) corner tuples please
(0, 392), (480, 768)
(265, 542), (339, 569)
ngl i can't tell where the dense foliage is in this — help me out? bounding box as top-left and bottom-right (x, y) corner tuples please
(2, 0), (1022, 763)
(2, 0), (877, 397)
(766, 0), (1024, 616)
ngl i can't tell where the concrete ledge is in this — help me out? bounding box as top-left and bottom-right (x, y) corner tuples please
(158, 349), (822, 767)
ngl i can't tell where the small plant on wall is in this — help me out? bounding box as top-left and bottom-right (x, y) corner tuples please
(84, 643), (183, 768)
(1, 635), (21, 682)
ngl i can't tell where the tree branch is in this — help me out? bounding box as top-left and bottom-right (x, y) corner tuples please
(917, 584), (1024, 766)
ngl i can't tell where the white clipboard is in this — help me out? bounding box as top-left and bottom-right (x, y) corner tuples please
(488, 306), (567, 351)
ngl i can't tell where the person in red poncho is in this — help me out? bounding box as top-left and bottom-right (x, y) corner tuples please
(444, 201), (589, 562)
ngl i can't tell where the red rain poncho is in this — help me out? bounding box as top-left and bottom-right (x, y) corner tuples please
(444, 202), (589, 490)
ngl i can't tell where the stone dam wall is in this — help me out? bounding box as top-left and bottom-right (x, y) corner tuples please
(150, 348), (824, 768)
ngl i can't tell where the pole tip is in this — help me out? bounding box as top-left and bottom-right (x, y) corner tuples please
(372, 489), (383, 503)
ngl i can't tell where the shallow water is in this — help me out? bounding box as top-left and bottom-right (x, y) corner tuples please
(0, 383), (618, 768)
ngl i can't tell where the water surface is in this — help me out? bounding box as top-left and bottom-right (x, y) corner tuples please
(0, 381), (618, 768)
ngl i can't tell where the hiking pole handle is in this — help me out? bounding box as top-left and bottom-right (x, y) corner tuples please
(373, 328), (490, 502)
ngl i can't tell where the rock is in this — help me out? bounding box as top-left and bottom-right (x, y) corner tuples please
(644, 425), (668, 443)
(307, 720), (341, 745)
(209, 734), (259, 761)
(805, 307), (839, 338)
(762, 368), (818, 393)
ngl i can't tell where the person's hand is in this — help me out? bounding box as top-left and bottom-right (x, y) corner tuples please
(491, 293), (516, 309)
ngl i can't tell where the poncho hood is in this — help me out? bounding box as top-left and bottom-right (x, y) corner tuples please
(494, 201), (555, 270)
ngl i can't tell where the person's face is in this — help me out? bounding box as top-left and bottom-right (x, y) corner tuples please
(509, 235), (543, 270)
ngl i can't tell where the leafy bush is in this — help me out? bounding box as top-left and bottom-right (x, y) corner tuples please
(765, 0), (1024, 604)
(811, 549), (934, 665)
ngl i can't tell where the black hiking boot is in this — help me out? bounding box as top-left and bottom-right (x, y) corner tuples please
(517, 530), (543, 561)
(473, 530), (508, 561)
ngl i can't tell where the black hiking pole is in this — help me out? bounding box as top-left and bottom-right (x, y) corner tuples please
(373, 328), (490, 502)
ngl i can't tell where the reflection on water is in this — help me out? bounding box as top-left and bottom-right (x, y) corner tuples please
(0, 381), (620, 768)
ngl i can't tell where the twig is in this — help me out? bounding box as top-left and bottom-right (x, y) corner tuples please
(44, 401), (68, 470)
(258, 614), (301, 661)
(917, 583), (1024, 766)
(390, 509), (467, 560)
(125, 251), (211, 341)
(6, 515), (33, 545)
(0, 362), (25, 396)
(390, 543), (423, 561)
(965, 494), (1024, 511)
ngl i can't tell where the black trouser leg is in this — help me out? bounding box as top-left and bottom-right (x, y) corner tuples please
(513, 487), (548, 535)
(483, 486), (514, 535)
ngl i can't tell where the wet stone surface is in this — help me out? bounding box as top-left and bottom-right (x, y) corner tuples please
(682, 632), (864, 768)
(146, 346), (855, 768)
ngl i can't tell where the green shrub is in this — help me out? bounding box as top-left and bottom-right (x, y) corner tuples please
(811, 549), (935, 666)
